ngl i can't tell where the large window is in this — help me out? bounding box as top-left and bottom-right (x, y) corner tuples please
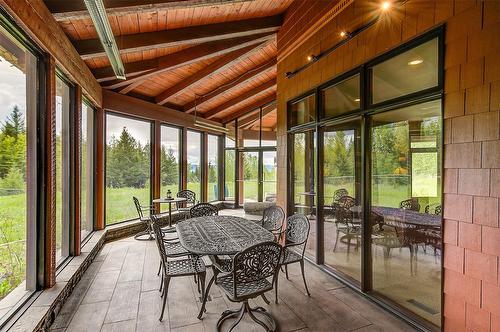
(105, 114), (151, 224)
(288, 93), (316, 128)
(207, 134), (219, 201)
(322, 74), (360, 119)
(160, 125), (181, 203)
(186, 130), (202, 201)
(0, 23), (37, 321)
(224, 121), (236, 201)
(80, 102), (94, 242)
(55, 75), (71, 263)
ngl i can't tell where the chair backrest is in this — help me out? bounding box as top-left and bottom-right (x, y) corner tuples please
(333, 188), (348, 203)
(400, 198), (420, 212)
(190, 203), (218, 218)
(338, 195), (356, 209)
(434, 205), (442, 215)
(231, 241), (281, 299)
(335, 205), (354, 226)
(261, 205), (285, 233)
(285, 214), (310, 246)
(150, 215), (167, 266)
(177, 190), (196, 205)
(133, 196), (146, 221)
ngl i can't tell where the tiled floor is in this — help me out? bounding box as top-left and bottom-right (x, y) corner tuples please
(49, 212), (417, 332)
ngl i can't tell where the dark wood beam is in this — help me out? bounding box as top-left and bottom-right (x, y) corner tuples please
(74, 15), (282, 59)
(116, 33), (274, 94)
(183, 58), (276, 114)
(221, 93), (276, 123)
(45, 0), (252, 21)
(203, 78), (276, 120)
(155, 41), (269, 105)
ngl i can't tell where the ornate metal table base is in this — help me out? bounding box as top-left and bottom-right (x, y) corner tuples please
(216, 302), (277, 332)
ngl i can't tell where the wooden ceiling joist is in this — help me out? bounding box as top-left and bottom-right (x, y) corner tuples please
(155, 41), (270, 105)
(74, 15), (282, 59)
(183, 58), (276, 114)
(116, 34), (275, 94)
(46, 0), (252, 21)
(203, 78), (276, 120)
(222, 93), (276, 123)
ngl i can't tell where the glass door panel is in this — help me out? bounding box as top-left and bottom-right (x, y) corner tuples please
(370, 100), (442, 326)
(238, 151), (259, 203)
(262, 151), (277, 202)
(322, 120), (362, 283)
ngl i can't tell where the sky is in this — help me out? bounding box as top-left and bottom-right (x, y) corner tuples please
(0, 56), (26, 126)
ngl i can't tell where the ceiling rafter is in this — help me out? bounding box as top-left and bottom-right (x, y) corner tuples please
(155, 41), (270, 105)
(117, 34), (275, 94)
(203, 78), (276, 120)
(45, 0), (253, 21)
(221, 93), (276, 123)
(183, 58), (276, 114)
(74, 15), (282, 59)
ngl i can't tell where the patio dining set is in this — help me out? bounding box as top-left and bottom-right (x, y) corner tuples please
(132, 190), (311, 332)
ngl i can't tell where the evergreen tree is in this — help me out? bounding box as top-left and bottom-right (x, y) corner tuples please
(2, 106), (25, 140)
(161, 146), (178, 185)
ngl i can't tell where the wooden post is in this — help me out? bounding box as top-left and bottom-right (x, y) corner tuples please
(73, 85), (82, 255)
(202, 132), (208, 202)
(44, 56), (56, 288)
(95, 107), (105, 230)
(153, 120), (161, 211)
(181, 128), (188, 191)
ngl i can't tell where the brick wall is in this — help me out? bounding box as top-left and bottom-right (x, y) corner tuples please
(276, 0), (500, 330)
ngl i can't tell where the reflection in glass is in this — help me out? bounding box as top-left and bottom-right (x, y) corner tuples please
(262, 151), (277, 202)
(208, 135), (219, 201)
(370, 100), (442, 327)
(186, 130), (202, 200)
(225, 120), (236, 148)
(224, 150), (235, 201)
(322, 75), (360, 119)
(0, 24), (37, 314)
(371, 38), (439, 104)
(80, 103), (94, 242)
(289, 94), (316, 127)
(105, 114), (151, 224)
(323, 121), (361, 282)
(238, 151), (259, 203)
(55, 76), (70, 263)
(160, 126), (180, 209)
(292, 131), (316, 258)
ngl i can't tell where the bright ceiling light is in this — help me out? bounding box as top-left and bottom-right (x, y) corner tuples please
(354, 98), (360, 102)
(381, 1), (391, 11)
(408, 59), (424, 66)
(340, 31), (347, 37)
(84, 0), (126, 80)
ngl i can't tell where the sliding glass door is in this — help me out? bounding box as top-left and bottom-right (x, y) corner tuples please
(321, 119), (362, 283)
(237, 150), (277, 204)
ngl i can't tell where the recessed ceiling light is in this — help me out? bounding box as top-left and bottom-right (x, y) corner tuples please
(408, 59), (424, 66)
(340, 31), (347, 37)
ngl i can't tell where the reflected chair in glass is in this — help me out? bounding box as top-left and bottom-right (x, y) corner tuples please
(261, 206), (285, 242)
(177, 189), (197, 219)
(190, 202), (219, 218)
(132, 196), (177, 241)
(150, 215), (206, 322)
(276, 214), (311, 303)
(215, 241), (282, 332)
(399, 198), (420, 212)
(333, 188), (349, 203)
(333, 205), (361, 253)
(424, 204), (442, 215)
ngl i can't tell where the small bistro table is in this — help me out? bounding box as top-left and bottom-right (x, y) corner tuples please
(176, 215), (275, 318)
(152, 197), (187, 230)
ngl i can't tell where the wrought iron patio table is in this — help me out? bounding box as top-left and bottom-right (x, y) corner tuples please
(372, 206), (441, 228)
(176, 215), (275, 319)
(152, 197), (187, 230)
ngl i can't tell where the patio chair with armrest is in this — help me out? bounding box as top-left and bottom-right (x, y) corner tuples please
(261, 205), (285, 242)
(400, 198), (420, 212)
(190, 202), (219, 218)
(132, 196), (177, 241)
(177, 189), (197, 219)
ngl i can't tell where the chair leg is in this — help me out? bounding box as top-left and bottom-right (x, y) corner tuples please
(275, 275), (279, 304)
(157, 260), (162, 276)
(199, 272), (206, 302)
(285, 265), (289, 280)
(333, 229), (340, 252)
(160, 276), (170, 321)
(198, 273), (216, 319)
(227, 303), (246, 332)
(300, 260), (310, 296)
(261, 293), (270, 305)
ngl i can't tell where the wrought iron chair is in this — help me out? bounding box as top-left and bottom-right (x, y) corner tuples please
(177, 189), (197, 219)
(150, 214), (206, 322)
(333, 205), (361, 252)
(400, 198), (420, 212)
(424, 204), (442, 215)
(133, 197), (176, 241)
(333, 188), (348, 203)
(261, 205), (285, 242)
(215, 241), (282, 332)
(337, 195), (356, 209)
(190, 202), (218, 218)
(275, 214), (310, 303)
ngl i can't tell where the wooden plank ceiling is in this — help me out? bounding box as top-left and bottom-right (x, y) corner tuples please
(43, 0), (291, 123)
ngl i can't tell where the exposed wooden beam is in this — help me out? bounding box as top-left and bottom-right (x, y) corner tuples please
(203, 78), (276, 120)
(45, 0), (252, 21)
(222, 94), (276, 123)
(183, 58), (276, 114)
(155, 41), (269, 105)
(75, 15), (282, 59)
(95, 33), (273, 84)
(238, 105), (276, 128)
(116, 33), (274, 94)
